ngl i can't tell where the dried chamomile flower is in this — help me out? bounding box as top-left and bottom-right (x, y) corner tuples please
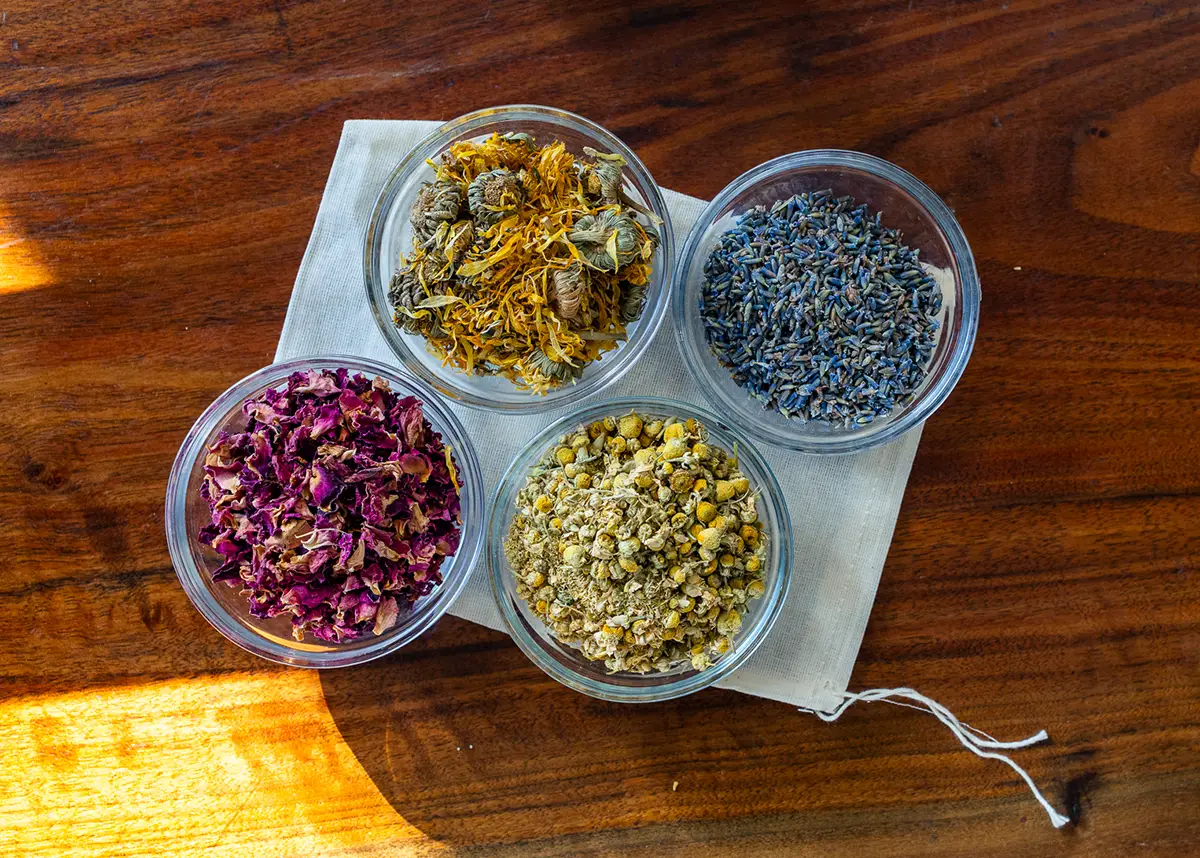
(505, 411), (769, 674)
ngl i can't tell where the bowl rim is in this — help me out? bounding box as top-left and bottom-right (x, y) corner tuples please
(164, 354), (485, 668)
(672, 148), (980, 454)
(486, 395), (793, 702)
(363, 104), (676, 414)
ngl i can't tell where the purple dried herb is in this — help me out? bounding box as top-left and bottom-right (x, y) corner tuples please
(198, 369), (463, 642)
(701, 190), (942, 426)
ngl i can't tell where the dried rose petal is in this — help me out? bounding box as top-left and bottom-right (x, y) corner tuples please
(197, 369), (463, 642)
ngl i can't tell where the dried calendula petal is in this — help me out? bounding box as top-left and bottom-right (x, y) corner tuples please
(580, 146), (625, 203)
(504, 412), (770, 674)
(580, 146), (664, 227)
(391, 133), (657, 394)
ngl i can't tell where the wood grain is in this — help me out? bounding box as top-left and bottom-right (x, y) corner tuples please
(1, 0), (1198, 855)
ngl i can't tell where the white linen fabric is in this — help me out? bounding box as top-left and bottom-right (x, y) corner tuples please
(275, 120), (922, 712)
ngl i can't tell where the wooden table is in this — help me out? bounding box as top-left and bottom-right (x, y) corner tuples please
(3, 1), (1198, 855)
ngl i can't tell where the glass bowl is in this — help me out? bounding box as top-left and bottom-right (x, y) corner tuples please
(364, 105), (675, 413)
(164, 356), (485, 668)
(673, 150), (980, 454)
(487, 397), (793, 702)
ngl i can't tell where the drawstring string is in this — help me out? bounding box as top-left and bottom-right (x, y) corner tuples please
(799, 687), (1071, 828)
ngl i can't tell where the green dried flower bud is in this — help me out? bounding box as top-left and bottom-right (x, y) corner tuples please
(468, 168), (524, 228)
(619, 282), (646, 324)
(580, 148), (626, 204)
(528, 348), (583, 384)
(411, 179), (463, 242)
(551, 262), (587, 322)
(568, 210), (642, 273)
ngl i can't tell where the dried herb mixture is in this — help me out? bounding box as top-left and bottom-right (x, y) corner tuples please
(505, 412), (768, 673)
(391, 132), (659, 393)
(198, 369), (463, 642)
(701, 190), (943, 425)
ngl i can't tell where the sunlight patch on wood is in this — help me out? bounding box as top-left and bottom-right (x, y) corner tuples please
(0, 208), (50, 294)
(0, 673), (448, 858)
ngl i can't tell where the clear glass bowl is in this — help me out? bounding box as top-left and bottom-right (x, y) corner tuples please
(164, 356), (485, 668)
(487, 397), (793, 702)
(673, 150), (980, 454)
(364, 105), (675, 413)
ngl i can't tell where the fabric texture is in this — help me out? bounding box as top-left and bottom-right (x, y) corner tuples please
(275, 119), (922, 711)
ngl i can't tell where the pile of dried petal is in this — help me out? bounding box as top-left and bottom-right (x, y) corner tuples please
(198, 369), (463, 642)
(390, 132), (659, 393)
(505, 412), (768, 672)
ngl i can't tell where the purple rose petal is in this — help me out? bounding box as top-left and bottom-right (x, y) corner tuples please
(197, 369), (463, 642)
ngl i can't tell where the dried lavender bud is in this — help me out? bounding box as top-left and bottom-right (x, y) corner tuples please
(700, 190), (943, 426)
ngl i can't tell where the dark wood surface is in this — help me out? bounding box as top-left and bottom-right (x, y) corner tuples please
(2, 1), (1198, 855)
